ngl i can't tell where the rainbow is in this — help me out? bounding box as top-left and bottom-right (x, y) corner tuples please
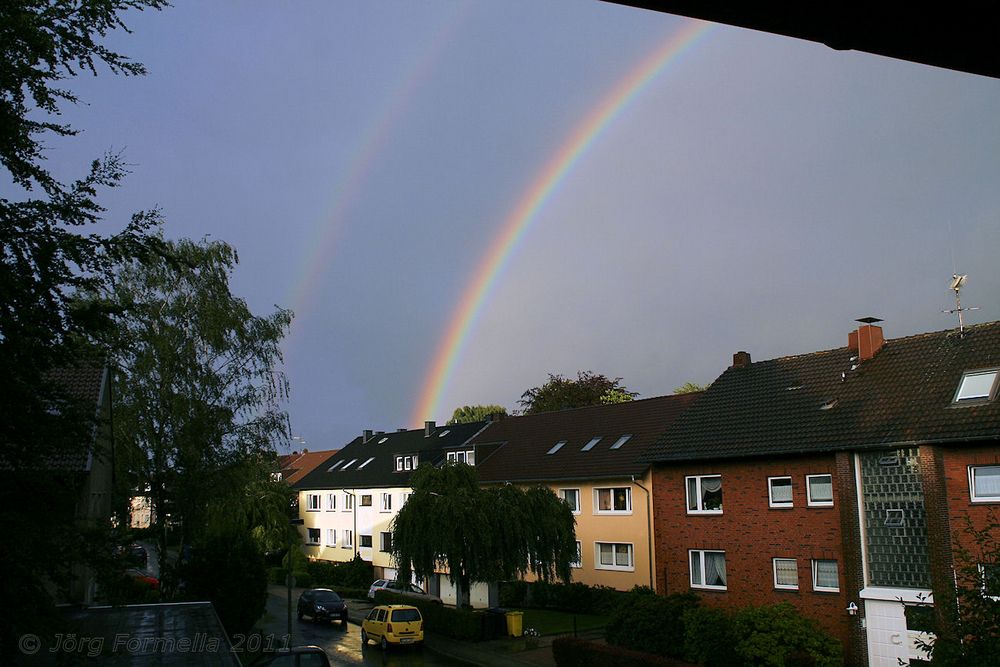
(412, 19), (712, 425)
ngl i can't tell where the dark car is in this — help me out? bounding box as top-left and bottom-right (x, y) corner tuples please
(297, 589), (348, 625)
(116, 543), (148, 568)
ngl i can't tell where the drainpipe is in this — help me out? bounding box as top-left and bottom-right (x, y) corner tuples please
(632, 475), (654, 590)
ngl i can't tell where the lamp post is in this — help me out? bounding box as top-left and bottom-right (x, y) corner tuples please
(287, 518), (304, 645)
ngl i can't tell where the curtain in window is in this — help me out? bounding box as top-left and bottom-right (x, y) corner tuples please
(599, 490), (612, 511)
(599, 543), (614, 565)
(771, 479), (792, 503)
(975, 467), (1000, 496)
(701, 476), (723, 510)
(615, 544), (630, 567)
(815, 560), (838, 588)
(810, 476), (833, 502)
(774, 559), (797, 586)
(706, 552), (727, 586)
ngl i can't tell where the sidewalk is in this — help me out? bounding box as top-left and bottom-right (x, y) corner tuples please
(265, 584), (573, 666)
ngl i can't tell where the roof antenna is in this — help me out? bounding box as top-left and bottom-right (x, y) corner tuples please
(943, 274), (979, 336)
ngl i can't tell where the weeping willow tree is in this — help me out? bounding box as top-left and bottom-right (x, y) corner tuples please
(391, 463), (576, 606)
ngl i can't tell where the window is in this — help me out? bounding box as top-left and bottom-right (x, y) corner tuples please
(547, 440), (566, 455)
(357, 456), (375, 469)
(326, 461), (343, 472)
(360, 494), (372, 507)
(560, 488), (581, 513)
(326, 529), (336, 547)
(686, 475), (723, 513)
(343, 493), (354, 511)
(610, 434), (632, 450)
(812, 559), (839, 592)
(306, 494), (321, 511)
(360, 534), (372, 548)
(380, 492), (392, 512)
(437, 429), (451, 438)
(806, 474), (834, 507)
(380, 532), (393, 553)
(955, 369), (999, 402)
(581, 437), (601, 452)
(326, 493), (337, 511)
(395, 454), (418, 471)
(570, 541), (582, 568)
(596, 542), (634, 571)
(595, 487), (631, 513)
(980, 563), (1000, 599)
(341, 458), (358, 470)
(690, 550), (727, 590)
(307, 528), (320, 545)
(970, 465), (1000, 502)
(773, 558), (798, 590)
(447, 450), (475, 465)
(768, 477), (793, 508)
(401, 492), (411, 505)
(342, 530), (353, 548)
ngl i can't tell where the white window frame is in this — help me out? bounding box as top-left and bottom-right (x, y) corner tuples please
(689, 549), (727, 590)
(401, 492), (412, 505)
(359, 534), (372, 549)
(773, 558), (798, 590)
(306, 494), (321, 512)
(806, 474), (834, 507)
(570, 541), (582, 568)
(306, 528), (320, 545)
(969, 465), (1000, 503)
(594, 487), (632, 514)
(768, 476), (793, 508)
(686, 475), (723, 514)
(595, 542), (634, 571)
(979, 563), (1000, 600)
(954, 369), (999, 402)
(560, 488), (581, 514)
(326, 529), (337, 547)
(380, 492), (392, 512)
(380, 531), (393, 553)
(396, 454), (418, 471)
(326, 493), (337, 511)
(812, 559), (840, 592)
(342, 529), (353, 548)
(343, 493), (354, 511)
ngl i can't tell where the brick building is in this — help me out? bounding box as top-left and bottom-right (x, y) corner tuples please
(644, 320), (1000, 666)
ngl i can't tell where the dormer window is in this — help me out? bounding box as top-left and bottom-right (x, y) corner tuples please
(955, 369), (999, 403)
(395, 454), (418, 471)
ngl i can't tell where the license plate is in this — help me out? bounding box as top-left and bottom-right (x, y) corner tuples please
(400, 638), (414, 644)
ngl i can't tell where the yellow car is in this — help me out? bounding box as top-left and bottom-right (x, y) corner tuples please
(361, 604), (424, 650)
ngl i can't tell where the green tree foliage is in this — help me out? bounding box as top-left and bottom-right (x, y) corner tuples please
(447, 404), (507, 424)
(606, 591), (700, 659)
(205, 458), (295, 555)
(391, 464), (576, 606)
(0, 1), (165, 656)
(674, 382), (708, 394)
(518, 371), (637, 415)
(91, 236), (293, 576)
(182, 526), (268, 636)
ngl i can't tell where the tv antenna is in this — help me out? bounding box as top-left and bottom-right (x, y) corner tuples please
(943, 274), (979, 335)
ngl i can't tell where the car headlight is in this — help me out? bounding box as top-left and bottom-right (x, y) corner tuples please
(315, 605), (325, 612)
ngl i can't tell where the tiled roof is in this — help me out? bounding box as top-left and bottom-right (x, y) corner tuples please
(281, 449), (340, 485)
(293, 421), (489, 490)
(472, 394), (698, 483)
(644, 322), (1000, 462)
(45, 363), (109, 471)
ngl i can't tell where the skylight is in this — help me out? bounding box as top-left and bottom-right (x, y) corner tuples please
(326, 460), (343, 472)
(377, 437), (389, 444)
(610, 435), (632, 450)
(581, 437), (602, 452)
(547, 440), (567, 455)
(341, 458), (358, 470)
(357, 456), (375, 469)
(438, 429), (451, 438)
(955, 369), (999, 402)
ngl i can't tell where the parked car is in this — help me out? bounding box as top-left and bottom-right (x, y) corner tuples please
(367, 579), (442, 604)
(125, 568), (159, 590)
(252, 645), (331, 666)
(116, 543), (148, 568)
(361, 605), (424, 650)
(297, 589), (348, 625)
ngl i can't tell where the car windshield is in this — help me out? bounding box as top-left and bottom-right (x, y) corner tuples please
(391, 608), (421, 622)
(314, 591), (342, 603)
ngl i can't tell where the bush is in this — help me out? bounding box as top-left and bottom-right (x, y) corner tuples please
(375, 590), (485, 641)
(304, 554), (374, 589)
(606, 591), (700, 659)
(498, 580), (628, 615)
(268, 567), (286, 585)
(729, 603), (842, 667)
(182, 527), (268, 636)
(682, 606), (737, 666)
(500, 580), (528, 608)
(553, 637), (697, 667)
(291, 571), (311, 588)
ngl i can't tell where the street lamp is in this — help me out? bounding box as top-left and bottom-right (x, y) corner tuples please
(287, 518), (304, 645)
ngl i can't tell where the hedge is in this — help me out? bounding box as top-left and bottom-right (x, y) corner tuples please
(374, 590), (486, 641)
(498, 580), (628, 615)
(553, 638), (697, 667)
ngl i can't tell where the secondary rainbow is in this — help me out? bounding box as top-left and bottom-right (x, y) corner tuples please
(412, 20), (712, 425)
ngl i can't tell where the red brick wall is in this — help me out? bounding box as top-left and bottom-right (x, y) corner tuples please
(652, 455), (853, 650)
(941, 445), (1000, 578)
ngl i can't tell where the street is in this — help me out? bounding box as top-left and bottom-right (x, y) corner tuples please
(257, 587), (468, 667)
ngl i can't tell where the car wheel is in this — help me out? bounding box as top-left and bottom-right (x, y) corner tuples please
(341, 615), (348, 627)
(380, 636), (388, 651)
(361, 629), (368, 645)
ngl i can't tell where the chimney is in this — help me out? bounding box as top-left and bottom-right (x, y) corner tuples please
(850, 317), (885, 362)
(732, 351), (752, 368)
(397, 428), (407, 432)
(362, 429), (373, 443)
(424, 420), (435, 437)
(488, 412), (505, 423)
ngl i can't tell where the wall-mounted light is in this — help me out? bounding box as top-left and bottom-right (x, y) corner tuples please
(846, 602), (859, 616)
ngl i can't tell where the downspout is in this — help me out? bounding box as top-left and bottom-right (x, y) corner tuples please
(632, 475), (654, 590)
